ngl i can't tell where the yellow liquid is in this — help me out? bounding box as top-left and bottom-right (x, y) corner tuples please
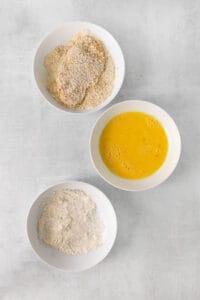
(99, 112), (168, 179)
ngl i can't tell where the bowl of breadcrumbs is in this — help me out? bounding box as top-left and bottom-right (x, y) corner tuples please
(33, 22), (125, 113)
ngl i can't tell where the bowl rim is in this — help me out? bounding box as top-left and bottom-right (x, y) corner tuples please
(33, 21), (125, 114)
(89, 100), (182, 191)
(26, 180), (118, 272)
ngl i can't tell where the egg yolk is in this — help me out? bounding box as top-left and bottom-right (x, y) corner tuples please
(99, 112), (168, 179)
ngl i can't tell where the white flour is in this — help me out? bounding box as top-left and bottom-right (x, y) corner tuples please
(38, 189), (104, 255)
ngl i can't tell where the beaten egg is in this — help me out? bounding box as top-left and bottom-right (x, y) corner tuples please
(99, 112), (168, 179)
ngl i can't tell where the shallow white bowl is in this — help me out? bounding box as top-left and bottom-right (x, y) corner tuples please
(33, 22), (125, 114)
(27, 181), (117, 271)
(90, 100), (181, 191)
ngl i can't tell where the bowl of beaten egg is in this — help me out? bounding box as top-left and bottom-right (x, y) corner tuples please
(90, 100), (181, 191)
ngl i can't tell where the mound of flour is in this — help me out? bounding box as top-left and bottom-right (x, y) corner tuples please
(38, 189), (103, 255)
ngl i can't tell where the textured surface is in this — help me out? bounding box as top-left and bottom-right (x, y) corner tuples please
(1, 0), (200, 299)
(38, 189), (103, 255)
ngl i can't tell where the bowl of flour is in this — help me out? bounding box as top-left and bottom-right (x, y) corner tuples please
(27, 181), (117, 271)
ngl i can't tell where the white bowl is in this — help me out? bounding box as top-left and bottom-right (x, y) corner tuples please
(27, 181), (117, 271)
(33, 22), (125, 114)
(90, 100), (181, 191)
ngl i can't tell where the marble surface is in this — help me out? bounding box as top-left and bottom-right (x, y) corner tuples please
(1, 0), (200, 299)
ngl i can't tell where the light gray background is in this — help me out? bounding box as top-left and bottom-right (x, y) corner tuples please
(1, 0), (200, 299)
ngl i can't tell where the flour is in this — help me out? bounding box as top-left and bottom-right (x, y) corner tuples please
(38, 189), (104, 255)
